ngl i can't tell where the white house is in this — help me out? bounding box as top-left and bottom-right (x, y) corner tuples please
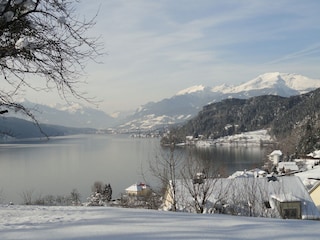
(268, 150), (283, 165)
(125, 183), (151, 196)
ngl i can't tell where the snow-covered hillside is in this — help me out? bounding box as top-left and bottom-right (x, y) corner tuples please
(195, 129), (274, 147)
(0, 205), (319, 240)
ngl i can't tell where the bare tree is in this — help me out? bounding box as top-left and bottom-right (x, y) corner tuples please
(70, 188), (81, 206)
(0, 0), (102, 121)
(0, 188), (5, 204)
(149, 141), (184, 211)
(91, 181), (104, 194)
(180, 151), (223, 214)
(20, 189), (34, 205)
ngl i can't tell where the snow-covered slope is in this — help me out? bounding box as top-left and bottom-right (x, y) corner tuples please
(0, 205), (319, 240)
(118, 72), (320, 131)
(176, 85), (206, 95)
(224, 72), (320, 95)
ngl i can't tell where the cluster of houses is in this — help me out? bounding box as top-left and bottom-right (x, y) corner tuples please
(268, 149), (320, 212)
(124, 149), (320, 220)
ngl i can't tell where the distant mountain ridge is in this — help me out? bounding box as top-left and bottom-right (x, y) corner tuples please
(118, 72), (320, 131)
(0, 117), (96, 140)
(11, 100), (116, 129)
(4, 72), (320, 132)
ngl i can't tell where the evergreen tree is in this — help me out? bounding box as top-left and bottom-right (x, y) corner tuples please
(103, 183), (112, 202)
(87, 181), (112, 206)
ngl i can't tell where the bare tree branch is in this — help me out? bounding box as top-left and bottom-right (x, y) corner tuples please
(0, 0), (103, 127)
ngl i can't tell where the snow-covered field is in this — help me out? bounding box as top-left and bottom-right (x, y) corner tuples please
(0, 205), (319, 240)
(212, 129), (273, 146)
(193, 130), (274, 147)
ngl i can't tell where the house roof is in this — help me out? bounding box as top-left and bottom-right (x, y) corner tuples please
(166, 176), (320, 219)
(125, 183), (150, 192)
(228, 168), (267, 179)
(269, 150), (283, 156)
(278, 162), (299, 171)
(309, 181), (320, 194)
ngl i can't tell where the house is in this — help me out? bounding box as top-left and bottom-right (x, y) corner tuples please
(277, 162), (299, 174)
(309, 181), (320, 210)
(268, 150), (283, 165)
(228, 168), (267, 179)
(125, 183), (151, 197)
(163, 176), (320, 220)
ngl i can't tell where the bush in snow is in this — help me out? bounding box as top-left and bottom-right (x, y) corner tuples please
(86, 181), (112, 206)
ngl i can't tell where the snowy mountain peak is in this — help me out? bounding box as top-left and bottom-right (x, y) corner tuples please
(176, 85), (206, 95)
(119, 72), (320, 131)
(225, 72), (320, 94)
(211, 83), (232, 93)
(277, 73), (320, 92)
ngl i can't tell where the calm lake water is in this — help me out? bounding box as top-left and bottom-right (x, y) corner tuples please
(0, 134), (267, 203)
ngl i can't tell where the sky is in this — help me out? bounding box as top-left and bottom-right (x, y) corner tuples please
(29, 0), (320, 114)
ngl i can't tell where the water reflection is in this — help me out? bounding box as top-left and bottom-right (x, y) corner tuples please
(187, 146), (267, 175)
(0, 135), (267, 204)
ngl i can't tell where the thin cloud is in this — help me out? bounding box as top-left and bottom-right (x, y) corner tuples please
(267, 43), (320, 65)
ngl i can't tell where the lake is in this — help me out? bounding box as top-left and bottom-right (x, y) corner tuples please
(0, 134), (267, 204)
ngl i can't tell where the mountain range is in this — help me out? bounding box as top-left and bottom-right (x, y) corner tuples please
(165, 86), (320, 155)
(9, 100), (117, 129)
(3, 72), (320, 133)
(117, 72), (320, 131)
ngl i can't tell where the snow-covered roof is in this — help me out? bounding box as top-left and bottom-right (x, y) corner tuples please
(278, 162), (299, 171)
(307, 150), (320, 159)
(271, 193), (301, 202)
(166, 176), (320, 219)
(228, 168), (267, 179)
(270, 150), (282, 156)
(296, 164), (320, 190)
(125, 183), (150, 192)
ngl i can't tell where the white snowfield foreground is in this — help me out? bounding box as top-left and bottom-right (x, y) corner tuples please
(0, 205), (319, 240)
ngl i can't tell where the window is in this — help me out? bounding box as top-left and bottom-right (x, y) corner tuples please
(283, 208), (298, 219)
(279, 201), (301, 219)
(264, 201), (271, 209)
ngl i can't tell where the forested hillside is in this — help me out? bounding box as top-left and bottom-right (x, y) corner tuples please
(0, 117), (96, 140)
(166, 88), (320, 155)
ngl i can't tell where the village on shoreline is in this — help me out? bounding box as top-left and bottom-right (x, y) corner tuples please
(121, 129), (320, 220)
